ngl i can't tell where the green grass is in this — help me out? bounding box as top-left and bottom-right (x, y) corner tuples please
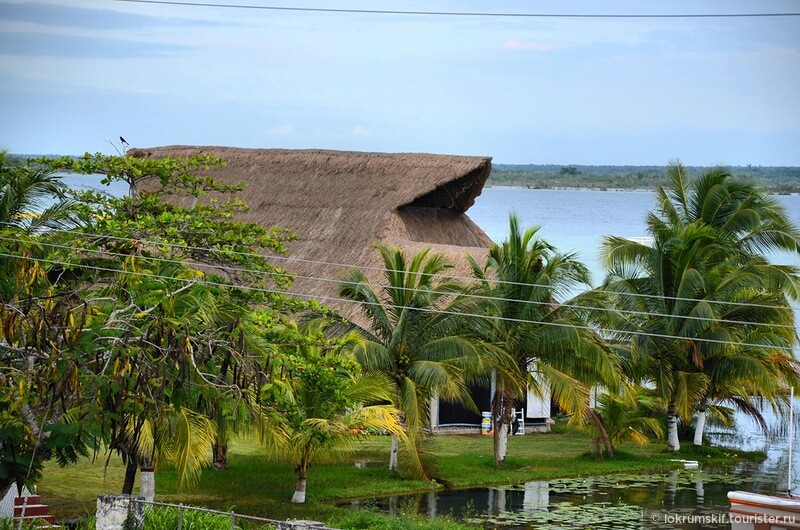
(142, 505), (276, 530)
(36, 426), (763, 528)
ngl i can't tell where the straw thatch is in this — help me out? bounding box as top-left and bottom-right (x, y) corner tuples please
(129, 146), (493, 320)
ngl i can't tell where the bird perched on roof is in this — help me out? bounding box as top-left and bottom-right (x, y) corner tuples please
(120, 136), (129, 146)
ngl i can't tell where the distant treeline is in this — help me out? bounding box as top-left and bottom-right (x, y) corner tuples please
(489, 164), (800, 194)
(10, 154), (800, 194)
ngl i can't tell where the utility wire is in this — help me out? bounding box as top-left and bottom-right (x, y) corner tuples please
(110, 0), (800, 19)
(0, 233), (796, 330)
(0, 249), (796, 353)
(5, 221), (799, 312)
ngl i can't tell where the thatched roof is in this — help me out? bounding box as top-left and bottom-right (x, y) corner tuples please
(129, 146), (493, 319)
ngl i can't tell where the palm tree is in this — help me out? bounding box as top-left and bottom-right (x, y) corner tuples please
(0, 151), (73, 232)
(602, 217), (798, 451)
(658, 162), (800, 259)
(689, 258), (799, 445)
(467, 214), (620, 465)
(339, 243), (483, 477)
(587, 387), (664, 458)
(259, 321), (405, 503)
(655, 164), (800, 445)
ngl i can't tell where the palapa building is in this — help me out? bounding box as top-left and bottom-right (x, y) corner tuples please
(130, 146), (551, 431)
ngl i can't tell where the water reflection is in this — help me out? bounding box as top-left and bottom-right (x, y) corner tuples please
(346, 471), (753, 528)
(706, 397), (800, 493)
(345, 400), (800, 527)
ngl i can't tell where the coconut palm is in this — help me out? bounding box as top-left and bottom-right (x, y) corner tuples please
(654, 164), (800, 444)
(602, 215), (799, 451)
(339, 243), (483, 477)
(587, 387), (664, 458)
(658, 162), (800, 260)
(259, 321), (405, 503)
(467, 214), (621, 464)
(689, 258), (799, 445)
(0, 151), (73, 231)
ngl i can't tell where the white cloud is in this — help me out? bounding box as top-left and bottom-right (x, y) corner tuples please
(501, 40), (555, 52)
(265, 124), (296, 137)
(351, 125), (372, 137)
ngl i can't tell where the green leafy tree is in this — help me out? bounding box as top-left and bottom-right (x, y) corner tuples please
(41, 152), (297, 298)
(0, 232), (96, 495)
(1, 151), (311, 495)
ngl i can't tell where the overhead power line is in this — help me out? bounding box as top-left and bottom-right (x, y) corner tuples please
(0, 233), (795, 330)
(1, 249), (796, 353)
(109, 0), (800, 19)
(3, 221), (799, 312)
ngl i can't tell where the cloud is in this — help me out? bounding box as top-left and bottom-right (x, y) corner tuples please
(501, 40), (555, 52)
(351, 125), (372, 137)
(0, 2), (218, 30)
(0, 31), (192, 58)
(265, 125), (297, 137)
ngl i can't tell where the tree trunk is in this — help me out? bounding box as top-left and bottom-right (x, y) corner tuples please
(389, 434), (399, 471)
(693, 398), (707, 446)
(667, 402), (680, 452)
(122, 458), (138, 495)
(492, 387), (514, 465)
(212, 441), (228, 470)
(497, 423), (509, 464)
(588, 408), (613, 459)
(292, 464), (308, 504)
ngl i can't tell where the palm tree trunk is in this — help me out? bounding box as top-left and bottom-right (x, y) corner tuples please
(667, 402), (680, 452)
(122, 458), (138, 495)
(212, 441), (228, 470)
(588, 408), (613, 458)
(693, 398), (707, 446)
(389, 434), (399, 471)
(492, 387), (514, 465)
(292, 473), (307, 504)
(292, 454), (310, 504)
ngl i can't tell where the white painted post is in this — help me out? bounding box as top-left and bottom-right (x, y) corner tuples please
(138, 467), (155, 503)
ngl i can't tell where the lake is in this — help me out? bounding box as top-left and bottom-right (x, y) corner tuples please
(468, 186), (800, 282)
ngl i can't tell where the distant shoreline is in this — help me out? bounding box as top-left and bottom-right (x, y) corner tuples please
(484, 184), (799, 196)
(485, 184), (653, 193)
(488, 163), (800, 194)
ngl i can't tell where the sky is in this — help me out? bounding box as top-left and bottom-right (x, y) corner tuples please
(1, 0), (799, 165)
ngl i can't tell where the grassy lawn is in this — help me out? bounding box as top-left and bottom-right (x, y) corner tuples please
(37, 425), (762, 527)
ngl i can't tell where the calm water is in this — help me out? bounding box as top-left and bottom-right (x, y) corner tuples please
(347, 406), (800, 529)
(346, 188), (800, 529)
(469, 187), (800, 281)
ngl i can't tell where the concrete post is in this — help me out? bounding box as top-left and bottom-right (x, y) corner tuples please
(139, 468), (155, 503)
(96, 495), (144, 530)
